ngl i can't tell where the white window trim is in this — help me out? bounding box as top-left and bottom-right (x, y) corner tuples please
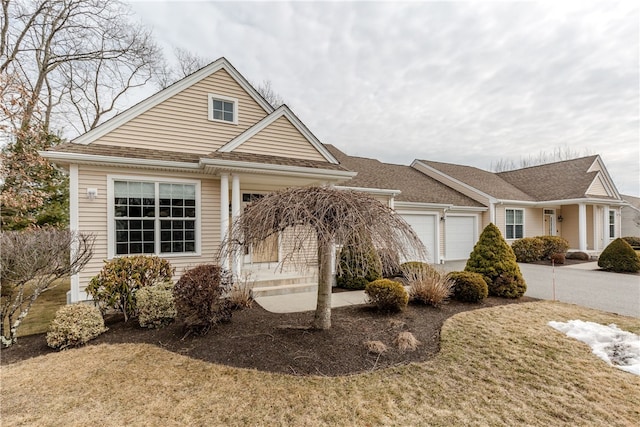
(208, 93), (238, 125)
(505, 208), (525, 240)
(608, 209), (616, 239)
(107, 175), (202, 259)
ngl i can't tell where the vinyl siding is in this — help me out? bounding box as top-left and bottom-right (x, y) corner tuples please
(92, 69), (268, 154)
(586, 176), (609, 197)
(280, 226), (318, 270)
(76, 165), (220, 293)
(234, 116), (327, 161)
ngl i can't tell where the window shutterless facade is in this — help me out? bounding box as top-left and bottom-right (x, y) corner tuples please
(505, 208), (524, 239)
(208, 93), (238, 124)
(109, 177), (200, 258)
(609, 210), (615, 238)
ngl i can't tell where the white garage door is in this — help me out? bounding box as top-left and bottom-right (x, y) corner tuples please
(402, 214), (437, 263)
(445, 216), (476, 260)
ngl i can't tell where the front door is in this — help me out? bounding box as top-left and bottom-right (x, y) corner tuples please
(242, 193), (279, 264)
(543, 209), (555, 236)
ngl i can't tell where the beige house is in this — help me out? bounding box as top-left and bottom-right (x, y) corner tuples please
(412, 156), (627, 254)
(42, 57), (631, 302)
(621, 194), (640, 237)
(43, 58), (356, 302)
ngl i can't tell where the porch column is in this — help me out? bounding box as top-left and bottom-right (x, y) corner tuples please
(602, 205), (610, 248)
(231, 174), (242, 277)
(220, 174), (229, 270)
(578, 203), (587, 251)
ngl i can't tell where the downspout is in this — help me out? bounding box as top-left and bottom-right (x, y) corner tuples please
(440, 207), (450, 264)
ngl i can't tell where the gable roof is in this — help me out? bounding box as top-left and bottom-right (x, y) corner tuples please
(73, 57), (274, 146)
(417, 160), (534, 201)
(218, 105), (338, 164)
(497, 155), (610, 200)
(326, 145), (483, 207)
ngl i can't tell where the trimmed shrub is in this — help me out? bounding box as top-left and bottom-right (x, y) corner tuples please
(536, 236), (570, 259)
(465, 223), (526, 298)
(365, 279), (408, 312)
(402, 262), (452, 307)
(447, 271), (488, 303)
(566, 251), (590, 261)
(491, 272), (527, 298)
(598, 238), (640, 273)
(86, 256), (174, 321)
(511, 237), (545, 263)
(46, 304), (107, 350)
(173, 264), (233, 335)
(550, 253), (566, 265)
(336, 235), (382, 289)
(137, 280), (176, 328)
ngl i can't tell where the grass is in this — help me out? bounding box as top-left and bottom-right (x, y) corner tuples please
(2, 279), (69, 338)
(1, 300), (639, 426)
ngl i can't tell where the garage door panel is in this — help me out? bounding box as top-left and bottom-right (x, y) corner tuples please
(402, 214), (437, 263)
(445, 216), (475, 260)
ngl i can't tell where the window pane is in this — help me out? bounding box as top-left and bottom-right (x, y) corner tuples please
(185, 242), (195, 252)
(161, 230), (171, 241)
(224, 112), (233, 122)
(185, 230), (195, 241)
(185, 221), (195, 230)
(116, 243), (129, 255)
(143, 243), (155, 254)
(143, 207), (155, 217)
(142, 182), (155, 198)
(172, 242), (183, 252)
(116, 230), (128, 242)
(213, 110), (222, 120)
(161, 242), (171, 253)
(223, 101), (233, 112)
(506, 225), (514, 240)
(130, 243), (142, 254)
(184, 186), (195, 200)
(506, 210), (514, 224)
(114, 205), (127, 217)
(116, 220), (128, 230)
(515, 225), (523, 239)
(114, 181), (128, 197)
(515, 210), (523, 223)
(129, 206), (141, 217)
(172, 207), (184, 217)
(213, 100), (222, 110)
(185, 207), (196, 218)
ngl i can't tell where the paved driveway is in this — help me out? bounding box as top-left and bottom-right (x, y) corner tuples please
(441, 261), (640, 318)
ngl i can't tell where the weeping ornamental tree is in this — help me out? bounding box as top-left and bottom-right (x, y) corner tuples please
(221, 186), (427, 330)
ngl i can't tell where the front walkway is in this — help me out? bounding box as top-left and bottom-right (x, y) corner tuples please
(255, 261), (640, 318)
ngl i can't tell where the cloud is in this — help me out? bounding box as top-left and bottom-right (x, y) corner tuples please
(128, 1), (639, 194)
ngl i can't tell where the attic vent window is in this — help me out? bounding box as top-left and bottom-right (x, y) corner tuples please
(208, 94), (238, 124)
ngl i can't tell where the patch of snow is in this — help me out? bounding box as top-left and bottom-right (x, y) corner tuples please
(548, 320), (640, 376)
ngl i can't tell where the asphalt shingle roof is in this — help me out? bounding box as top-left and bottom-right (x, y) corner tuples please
(326, 145), (483, 207)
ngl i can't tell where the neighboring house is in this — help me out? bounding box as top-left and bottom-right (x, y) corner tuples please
(412, 156), (627, 253)
(325, 145), (486, 263)
(41, 57), (631, 302)
(42, 57), (356, 302)
(621, 194), (640, 237)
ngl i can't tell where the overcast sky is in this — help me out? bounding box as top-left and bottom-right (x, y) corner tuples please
(127, 1), (639, 195)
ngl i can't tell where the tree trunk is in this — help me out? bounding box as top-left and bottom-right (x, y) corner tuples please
(313, 240), (333, 330)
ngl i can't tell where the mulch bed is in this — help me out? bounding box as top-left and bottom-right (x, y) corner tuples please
(1, 296), (535, 376)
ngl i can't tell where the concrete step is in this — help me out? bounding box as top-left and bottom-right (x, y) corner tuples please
(250, 275), (317, 288)
(251, 282), (318, 298)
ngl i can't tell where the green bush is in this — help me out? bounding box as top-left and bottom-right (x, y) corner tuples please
(447, 271), (488, 303)
(598, 238), (640, 273)
(465, 223), (526, 298)
(336, 236), (382, 289)
(46, 304), (107, 350)
(550, 252), (566, 265)
(365, 279), (408, 312)
(566, 251), (590, 261)
(511, 237), (545, 263)
(490, 273), (527, 298)
(536, 236), (570, 259)
(173, 264), (232, 335)
(86, 256), (174, 321)
(137, 280), (176, 328)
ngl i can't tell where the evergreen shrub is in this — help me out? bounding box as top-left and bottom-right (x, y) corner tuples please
(336, 236), (382, 289)
(86, 256), (174, 321)
(137, 280), (176, 328)
(511, 237), (545, 263)
(46, 304), (107, 350)
(465, 223), (526, 298)
(598, 238), (640, 273)
(536, 236), (570, 259)
(365, 279), (408, 312)
(447, 271), (488, 303)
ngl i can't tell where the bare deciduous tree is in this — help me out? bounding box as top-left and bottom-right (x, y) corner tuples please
(253, 79), (286, 108)
(220, 186), (426, 330)
(155, 47), (209, 89)
(491, 146), (594, 172)
(1, 228), (94, 347)
(1, 0), (160, 133)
